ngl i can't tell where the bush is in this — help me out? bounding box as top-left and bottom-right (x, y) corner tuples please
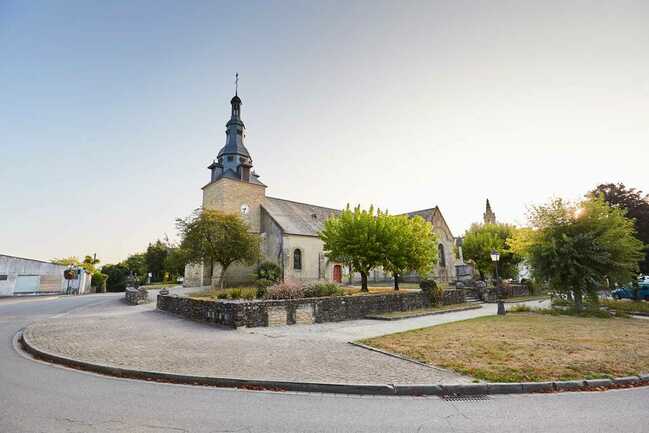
(304, 282), (344, 298)
(420, 279), (444, 305)
(257, 262), (282, 283)
(216, 292), (228, 299)
(242, 289), (255, 300)
(263, 282), (305, 300)
(229, 288), (242, 299)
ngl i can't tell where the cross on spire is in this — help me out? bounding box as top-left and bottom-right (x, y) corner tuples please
(235, 72), (239, 96)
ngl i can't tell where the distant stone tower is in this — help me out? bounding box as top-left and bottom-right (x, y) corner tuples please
(483, 199), (496, 225)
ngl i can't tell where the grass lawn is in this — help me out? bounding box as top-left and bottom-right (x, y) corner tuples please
(366, 303), (481, 320)
(141, 283), (181, 289)
(601, 299), (649, 314)
(503, 295), (550, 303)
(359, 313), (649, 382)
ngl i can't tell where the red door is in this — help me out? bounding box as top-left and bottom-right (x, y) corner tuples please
(333, 265), (342, 283)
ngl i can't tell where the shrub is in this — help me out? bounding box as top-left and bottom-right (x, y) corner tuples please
(229, 288), (242, 299)
(241, 288), (256, 300)
(263, 282), (305, 300)
(420, 279), (444, 305)
(304, 282), (344, 298)
(216, 292), (228, 299)
(257, 262), (282, 283)
(256, 278), (275, 288)
(508, 304), (532, 313)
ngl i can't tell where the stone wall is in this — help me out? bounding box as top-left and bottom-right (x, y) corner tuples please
(125, 287), (148, 305)
(157, 289), (465, 328)
(482, 284), (530, 302)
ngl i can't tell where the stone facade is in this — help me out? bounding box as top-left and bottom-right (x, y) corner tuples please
(158, 289), (465, 328)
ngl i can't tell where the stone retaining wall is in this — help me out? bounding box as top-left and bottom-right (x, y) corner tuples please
(124, 287), (148, 305)
(157, 289), (465, 328)
(482, 284), (530, 302)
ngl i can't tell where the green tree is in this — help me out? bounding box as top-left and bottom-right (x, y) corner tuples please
(512, 196), (645, 311)
(82, 255), (100, 273)
(91, 271), (107, 292)
(51, 256), (81, 267)
(591, 183), (649, 274)
(461, 223), (521, 280)
(164, 246), (187, 280)
(101, 263), (130, 292)
(146, 240), (168, 282)
(176, 209), (260, 289)
(123, 253), (147, 283)
(382, 215), (438, 290)
(320, 205), (389, 292)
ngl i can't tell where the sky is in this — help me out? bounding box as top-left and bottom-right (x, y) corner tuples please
(1, 0), (648, 264)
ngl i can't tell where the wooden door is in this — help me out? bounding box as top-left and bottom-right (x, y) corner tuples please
(333, 265), (342, 283)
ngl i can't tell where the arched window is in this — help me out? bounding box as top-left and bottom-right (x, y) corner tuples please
(293, 249), (302, 271)
(438, 244), (446, 267)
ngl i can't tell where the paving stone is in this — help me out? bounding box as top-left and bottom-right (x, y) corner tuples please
(24, 300), (471, 385)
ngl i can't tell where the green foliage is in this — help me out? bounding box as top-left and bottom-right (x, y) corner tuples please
(216, 292), (228, 299)
(513, 196), (646, 311)
(229, 288), (242, 299)
(420, 279), (444, 305)
(601, 299), (649, 314)
(91, 271), (107, 292)
(123, 253), (147, 283)
(164, 246), (187, 279)
(320, 205), (389, 292)
(461, 223), (522, 280)
(257, 262), (282, 283)
(591, 183), (649, 274)
(52, 255), (100, 274)
(101, 263), (129, 292)
(382, 215), (438, 290)
(176, 209), (260, 289)
(146, 240), (168, 282)
(303, 282), (345, 298)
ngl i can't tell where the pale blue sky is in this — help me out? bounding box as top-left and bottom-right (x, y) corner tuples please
(2, 1), (648, 264)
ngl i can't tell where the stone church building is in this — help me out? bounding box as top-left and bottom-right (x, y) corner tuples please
(184, 93), (457, 287)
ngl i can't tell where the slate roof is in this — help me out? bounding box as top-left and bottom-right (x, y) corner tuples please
(261, 197), (341, 236)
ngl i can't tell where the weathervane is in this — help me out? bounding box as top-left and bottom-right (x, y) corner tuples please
(235, 72), (239, 96)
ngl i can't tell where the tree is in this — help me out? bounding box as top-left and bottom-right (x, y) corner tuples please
(91, 271), (107, 292)
(176, 209), (260, 289)
(101, 263), (130, 292)
(461, 223), (521, 280)
(51, 257), (81, 267)
(512, 196), (645, 311)
(123, 253), (147, 283)
(382, 215), (438, 290)
(146, 240), (168, 282)
(320, 205), (389, 292)
(164, 247), (187, 280)
(591, 183), (649, 274)
(82, 255), (100, 273)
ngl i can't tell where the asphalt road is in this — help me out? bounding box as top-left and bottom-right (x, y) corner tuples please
(1, 294), (649, 433)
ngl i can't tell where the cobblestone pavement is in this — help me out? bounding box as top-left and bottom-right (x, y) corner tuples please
(24, 295), (548, 385)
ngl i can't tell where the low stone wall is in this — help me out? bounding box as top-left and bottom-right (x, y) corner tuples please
(157, 289), (465, 328)
(482, 284), (530, 302)
(124, 287), (148, 305)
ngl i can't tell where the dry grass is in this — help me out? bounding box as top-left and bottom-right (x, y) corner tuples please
(601, 299), (649, 314)
(360, 313), (649, 382)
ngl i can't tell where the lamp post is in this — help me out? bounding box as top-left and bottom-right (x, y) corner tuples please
(491, 249), (505, 315)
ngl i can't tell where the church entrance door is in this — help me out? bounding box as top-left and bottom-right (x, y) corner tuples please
(333, 265), (342, 283)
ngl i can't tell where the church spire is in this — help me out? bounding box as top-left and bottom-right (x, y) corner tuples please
(483, 199), (496, 225)
(208, 81), (264, 186)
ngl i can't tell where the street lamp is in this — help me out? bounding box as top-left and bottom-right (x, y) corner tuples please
(491, 249), (505, 315)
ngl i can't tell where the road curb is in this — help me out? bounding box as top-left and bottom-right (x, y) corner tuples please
(19, 330), (649, 397)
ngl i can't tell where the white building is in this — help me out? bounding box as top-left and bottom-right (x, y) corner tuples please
(0, 254), (92, 296)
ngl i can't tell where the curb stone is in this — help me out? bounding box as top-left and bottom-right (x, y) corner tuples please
(19, 330), (649, 397)
(584, 379), (613, 388)
(613, 376), (640, 386)
(554, 380), (585, 391)
(521, 382), (555, 393)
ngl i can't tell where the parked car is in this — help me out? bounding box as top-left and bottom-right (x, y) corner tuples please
(612, 283), (649, 300)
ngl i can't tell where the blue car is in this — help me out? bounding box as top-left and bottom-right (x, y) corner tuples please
(612, 283), (649, 300)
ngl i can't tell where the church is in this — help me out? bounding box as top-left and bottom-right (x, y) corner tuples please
(183, 92), (458, 288)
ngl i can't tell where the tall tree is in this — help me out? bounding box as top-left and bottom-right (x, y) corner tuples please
(461, 223), (521, 280)
(176, 209), (260, 289)
(512, 196), (645, 311)
(591, 183), (649, 274)
(123, 253), (147, 283)
(320, 205), (389, 292)
(382, 215), (438, 290)
(146, 240), (168, 282)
